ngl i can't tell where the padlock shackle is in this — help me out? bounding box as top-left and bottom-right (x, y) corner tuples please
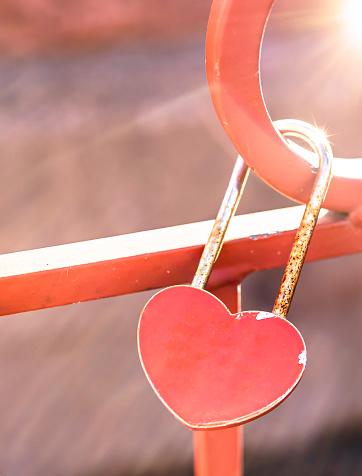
(272, 120), (333, 318)
(191, 156), (250, 289)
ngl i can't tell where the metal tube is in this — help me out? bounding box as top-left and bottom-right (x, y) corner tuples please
(193, 283), (243, 476)
(272, 119), (333, 318)
(191, 156), (250, 289)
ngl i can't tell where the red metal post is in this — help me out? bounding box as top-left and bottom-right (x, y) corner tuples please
(193, 283), (243, 476)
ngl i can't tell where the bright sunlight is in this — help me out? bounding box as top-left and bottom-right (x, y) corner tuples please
(341, 0), (362, 46)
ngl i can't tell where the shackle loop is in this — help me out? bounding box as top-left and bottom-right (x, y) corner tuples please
(190, 119), (332, 311)
(191, 156), (250, 289)
(272, 119), (333, 318)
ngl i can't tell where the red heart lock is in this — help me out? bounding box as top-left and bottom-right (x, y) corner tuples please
(138, 285), (306, 430)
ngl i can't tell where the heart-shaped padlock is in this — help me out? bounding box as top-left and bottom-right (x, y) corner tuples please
(138, 285), (306, 429)
(138, 120), (332, 430)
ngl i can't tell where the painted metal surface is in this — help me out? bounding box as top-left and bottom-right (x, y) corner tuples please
(194, 424), (242, 476)
(193, 284), (243, 476)
(206, 0), (362, 212)
(138, 285), (306, 429)
(0, 206), (361, 316)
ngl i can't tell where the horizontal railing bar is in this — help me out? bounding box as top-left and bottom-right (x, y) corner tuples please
(0, 206), (359, 316)
(0, 206), (307, 278)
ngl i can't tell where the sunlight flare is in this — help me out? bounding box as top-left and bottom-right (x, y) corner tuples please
(341, 0), (362, 47)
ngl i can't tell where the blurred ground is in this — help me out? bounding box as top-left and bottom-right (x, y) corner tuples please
(0, 0), (361, 475)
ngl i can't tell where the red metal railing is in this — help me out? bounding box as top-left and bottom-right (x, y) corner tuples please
(0, 205), (361, 474)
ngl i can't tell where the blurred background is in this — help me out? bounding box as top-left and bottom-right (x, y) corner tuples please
(0, 0), (361, 474)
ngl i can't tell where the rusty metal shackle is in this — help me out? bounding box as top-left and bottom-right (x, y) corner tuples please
(272, 119), (332, 318)
(191, 155), (249, 289)
(192, 119), (332, 303)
